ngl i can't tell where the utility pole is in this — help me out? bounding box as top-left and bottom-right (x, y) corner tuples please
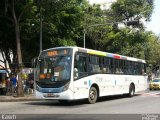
(83, 29), (86, 48)
(40, 0), (42, 53)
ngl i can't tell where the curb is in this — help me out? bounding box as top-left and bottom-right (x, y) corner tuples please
(0, 96), (42, 102)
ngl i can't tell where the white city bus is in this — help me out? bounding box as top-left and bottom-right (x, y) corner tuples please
(35, 46), (147, 104)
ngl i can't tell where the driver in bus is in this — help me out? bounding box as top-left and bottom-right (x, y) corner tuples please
(61, 60), (70, 80)
(53, 57), (71, 81)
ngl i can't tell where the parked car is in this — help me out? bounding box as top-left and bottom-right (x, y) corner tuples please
(149, 78), (160, 90)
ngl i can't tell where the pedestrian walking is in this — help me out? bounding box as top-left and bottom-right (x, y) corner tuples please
(10, 75), (17, 94)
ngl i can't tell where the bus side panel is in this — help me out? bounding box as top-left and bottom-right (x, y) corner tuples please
(73, 74), (148, 100)
(73, 74), (127, 99)
(73, 77), (90, 99)
(134, 75), (148, 93)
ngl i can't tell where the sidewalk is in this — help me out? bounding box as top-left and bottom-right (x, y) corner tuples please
(0, 93), (42, 102)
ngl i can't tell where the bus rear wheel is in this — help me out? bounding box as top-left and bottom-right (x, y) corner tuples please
(87, 87), (98, 104)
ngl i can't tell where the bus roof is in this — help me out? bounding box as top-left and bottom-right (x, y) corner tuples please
(41, 46), (146, 63)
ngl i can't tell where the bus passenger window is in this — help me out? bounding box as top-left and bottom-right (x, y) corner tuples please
(74, 58), (79, 79)
(74, 53), (87, 79)
(74, 67), (79, 79)
(101, 67), (106, 73)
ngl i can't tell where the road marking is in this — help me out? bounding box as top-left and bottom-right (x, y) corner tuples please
(140, 92), (160, 97)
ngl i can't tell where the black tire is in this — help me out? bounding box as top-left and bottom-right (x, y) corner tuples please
(58, 100), (69, 104)
(87, 87), (98, 104)
(128, 84), (135, 97)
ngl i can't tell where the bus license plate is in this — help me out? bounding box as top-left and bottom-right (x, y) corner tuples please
(47, 93), (55, 97)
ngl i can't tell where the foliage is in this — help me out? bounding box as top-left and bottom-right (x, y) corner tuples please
(145, 33), (160, 66)
(84, 4), (111, 49)
(38, 0), (88, 47)
(0, 0), (160, 71)
(111, 0), (153, 21)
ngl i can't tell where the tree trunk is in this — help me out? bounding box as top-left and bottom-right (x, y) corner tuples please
(12, 0), (24, 97)
(15, 23), (24, 97)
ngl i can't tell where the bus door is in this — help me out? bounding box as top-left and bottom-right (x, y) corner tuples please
(73, 52), (89, 99)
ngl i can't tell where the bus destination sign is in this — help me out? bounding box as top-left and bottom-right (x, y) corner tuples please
(47, 49), (68, 57)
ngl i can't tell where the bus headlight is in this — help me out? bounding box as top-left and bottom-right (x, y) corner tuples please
(36, 85), (40, 91)
(63, 82), (70, 91)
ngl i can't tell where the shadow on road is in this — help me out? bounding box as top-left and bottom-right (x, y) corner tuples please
(16, 114), (140, 120)
(97, 94), (139, 103)
(24, 94), (140, 107)
(24, 99), (88, 107)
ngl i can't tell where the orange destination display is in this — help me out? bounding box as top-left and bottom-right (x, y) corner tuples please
(47, 49), (68, 57)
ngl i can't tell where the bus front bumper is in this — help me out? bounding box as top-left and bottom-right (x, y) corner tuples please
(35, 89), (74, 100)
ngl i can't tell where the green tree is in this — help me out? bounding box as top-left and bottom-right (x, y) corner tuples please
(0, 0), (159, 80)
(0, 1), (16, 71)
(144, 33), (160, 67)
(83, 4), (111, 49)
(0, 0), (36, 97)
(111, 0), (153, 24)
(36, 0), (88, 48)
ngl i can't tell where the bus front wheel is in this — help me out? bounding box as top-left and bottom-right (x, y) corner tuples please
(87, 87), (98, 104)
(58, 100), (69, 104)
(128, 84), (135, 97)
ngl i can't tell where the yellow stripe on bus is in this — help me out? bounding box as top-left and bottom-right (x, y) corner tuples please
(87, 50), (106, 56)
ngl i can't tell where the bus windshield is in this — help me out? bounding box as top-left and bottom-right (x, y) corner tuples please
(36, 49), (72, 84)
(37, 55), (71, 83)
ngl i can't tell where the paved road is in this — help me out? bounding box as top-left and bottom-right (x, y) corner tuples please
(1, 90), (160, 120)
(0, 90), (160, 115)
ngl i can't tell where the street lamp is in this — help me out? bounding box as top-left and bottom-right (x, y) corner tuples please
(83, 23), (115, 48)
(38, 0), (43, 53)
(83, 21), (139, 48)
(83, 29), (86, 48)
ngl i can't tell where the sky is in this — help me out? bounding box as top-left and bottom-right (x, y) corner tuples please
(146, 0), (160, 35)
(88, 0), (160, 36)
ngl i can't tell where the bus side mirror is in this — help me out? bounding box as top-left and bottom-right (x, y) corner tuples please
(32, 57), (38, 67)
(76, 55), (79, 61)
(144, 73), (147, 76)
